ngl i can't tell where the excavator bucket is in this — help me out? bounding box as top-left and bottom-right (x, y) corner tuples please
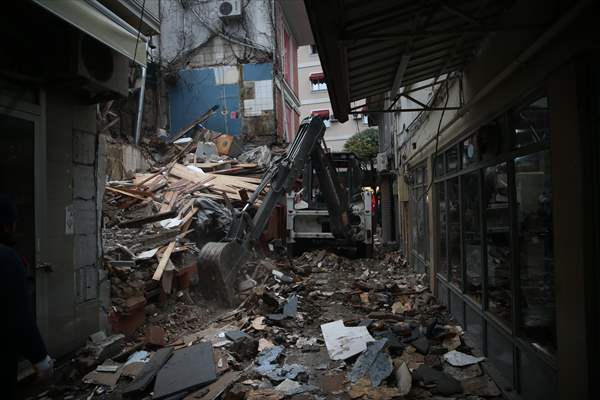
(197, 241), (249, 305)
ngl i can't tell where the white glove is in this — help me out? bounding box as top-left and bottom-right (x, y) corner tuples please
(34, 355), (54, 380)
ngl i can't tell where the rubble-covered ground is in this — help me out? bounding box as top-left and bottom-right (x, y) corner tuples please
(26, 246), (503, 400)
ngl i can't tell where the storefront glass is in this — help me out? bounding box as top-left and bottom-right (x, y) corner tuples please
(515, 150), (555, 355)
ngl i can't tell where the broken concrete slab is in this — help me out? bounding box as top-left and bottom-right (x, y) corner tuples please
(348, 339), (388, 383)
(153, 342), (217, 399)
(122, 347), (174, 396)
(321, 320), (375, 360)
(256, 345), (285, 366)
(443, 350), (485, 367)
(368, 352), (394, 387)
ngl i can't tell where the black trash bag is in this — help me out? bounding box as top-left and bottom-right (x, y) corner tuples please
(194, 198), (233, 247)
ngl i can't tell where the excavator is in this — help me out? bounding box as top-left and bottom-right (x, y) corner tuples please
(197, 116), (372, 305)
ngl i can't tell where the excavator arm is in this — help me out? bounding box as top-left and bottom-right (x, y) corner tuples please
(198, 116), (348, 304)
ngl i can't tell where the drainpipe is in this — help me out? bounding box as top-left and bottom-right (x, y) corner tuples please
(405, 0), (591, 165)
(134, 65), (147, 145)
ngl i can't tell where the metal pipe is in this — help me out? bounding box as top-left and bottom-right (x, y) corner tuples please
(404, 0), (591, 165)
(134, 65), (147, 145)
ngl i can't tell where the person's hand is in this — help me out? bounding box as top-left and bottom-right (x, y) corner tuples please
(34, 355), (54, 381)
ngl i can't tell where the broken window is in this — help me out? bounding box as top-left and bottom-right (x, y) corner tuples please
(515, 150), (555, 355)
(512, 97), (549, 148)
(484, 162), (512, 326)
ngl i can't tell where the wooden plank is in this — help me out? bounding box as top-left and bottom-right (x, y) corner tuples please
(106, 186), (147, 201)
(170, 164), (214, 184)
(153, 241), (176, 281)
(160, 191), (176, 213)
(180, 207), (199, 232)
(119, 210), (178, 228)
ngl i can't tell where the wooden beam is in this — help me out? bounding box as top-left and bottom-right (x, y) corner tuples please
(153, 241), (176, 281)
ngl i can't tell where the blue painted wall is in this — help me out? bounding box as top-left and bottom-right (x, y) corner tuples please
(169, 68), (241, 135)
(169, 63), (274, 137)
(243, 63), (272, 81)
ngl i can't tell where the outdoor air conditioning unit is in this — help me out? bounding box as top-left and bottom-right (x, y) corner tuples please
(218, 0), (242, 19)
(76, 34), (130, 98)
(49, 32), (130, 100)
(376, 152), (389, 172)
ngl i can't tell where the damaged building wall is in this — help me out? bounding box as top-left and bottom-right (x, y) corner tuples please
(37, 90), (105, 357)
(159, 0), (299, 144)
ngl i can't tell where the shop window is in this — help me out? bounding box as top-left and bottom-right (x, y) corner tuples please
(447, 177), (461, 287)
(436, 182), (448, 277)
(446, 146), (459, 172)
(515, 150), (555, 355)
(487, 322), (514, 386)
(410, 165), (429, 269)
(462, 135), (479, 167)
(435, 154), (445, 177)
(512, 97), (549, 149)
(480, 118), (507, 161)
(466, 305), (483, 350)
(462, 171), (482, 303)
(484, 162), (512, 326)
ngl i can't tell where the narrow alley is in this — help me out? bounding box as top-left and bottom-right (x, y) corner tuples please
(1, 1), (599, 400)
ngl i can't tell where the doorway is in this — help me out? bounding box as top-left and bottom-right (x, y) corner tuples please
(0, 113), (37, 314)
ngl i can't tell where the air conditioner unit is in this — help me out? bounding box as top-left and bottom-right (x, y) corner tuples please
(218, 0), (242, 19)
(76, 34), (130, 98)
(376, 152), (388, 172)
(49, 32), (130, 100)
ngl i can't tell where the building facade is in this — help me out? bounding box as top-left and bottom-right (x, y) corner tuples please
(305, 0), (599, 398)
(160, 0), (311, 144)
(0, 0), (159, 358)
(297, 45), (369, 150)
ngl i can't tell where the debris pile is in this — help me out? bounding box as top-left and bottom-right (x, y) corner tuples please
(49, 247), (502, 400)
(103, 135), (272, 336)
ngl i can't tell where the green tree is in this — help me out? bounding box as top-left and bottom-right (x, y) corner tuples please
(343, 128), (379, 160)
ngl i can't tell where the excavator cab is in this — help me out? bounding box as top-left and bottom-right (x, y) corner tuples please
(286, 151), (373, 258)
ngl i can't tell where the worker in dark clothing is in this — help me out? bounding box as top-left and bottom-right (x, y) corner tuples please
(0, 195), (53, 398)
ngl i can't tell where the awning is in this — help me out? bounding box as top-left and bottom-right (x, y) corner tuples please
(312, 109), (330, 119)
(309, 72), (325, 82)
(304, 0), (513, 121)
(33, 0), (147, 66)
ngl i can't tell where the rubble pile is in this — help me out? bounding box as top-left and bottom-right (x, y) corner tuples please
(51, 248), (502, 400)
(103, 136), (272, 335)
